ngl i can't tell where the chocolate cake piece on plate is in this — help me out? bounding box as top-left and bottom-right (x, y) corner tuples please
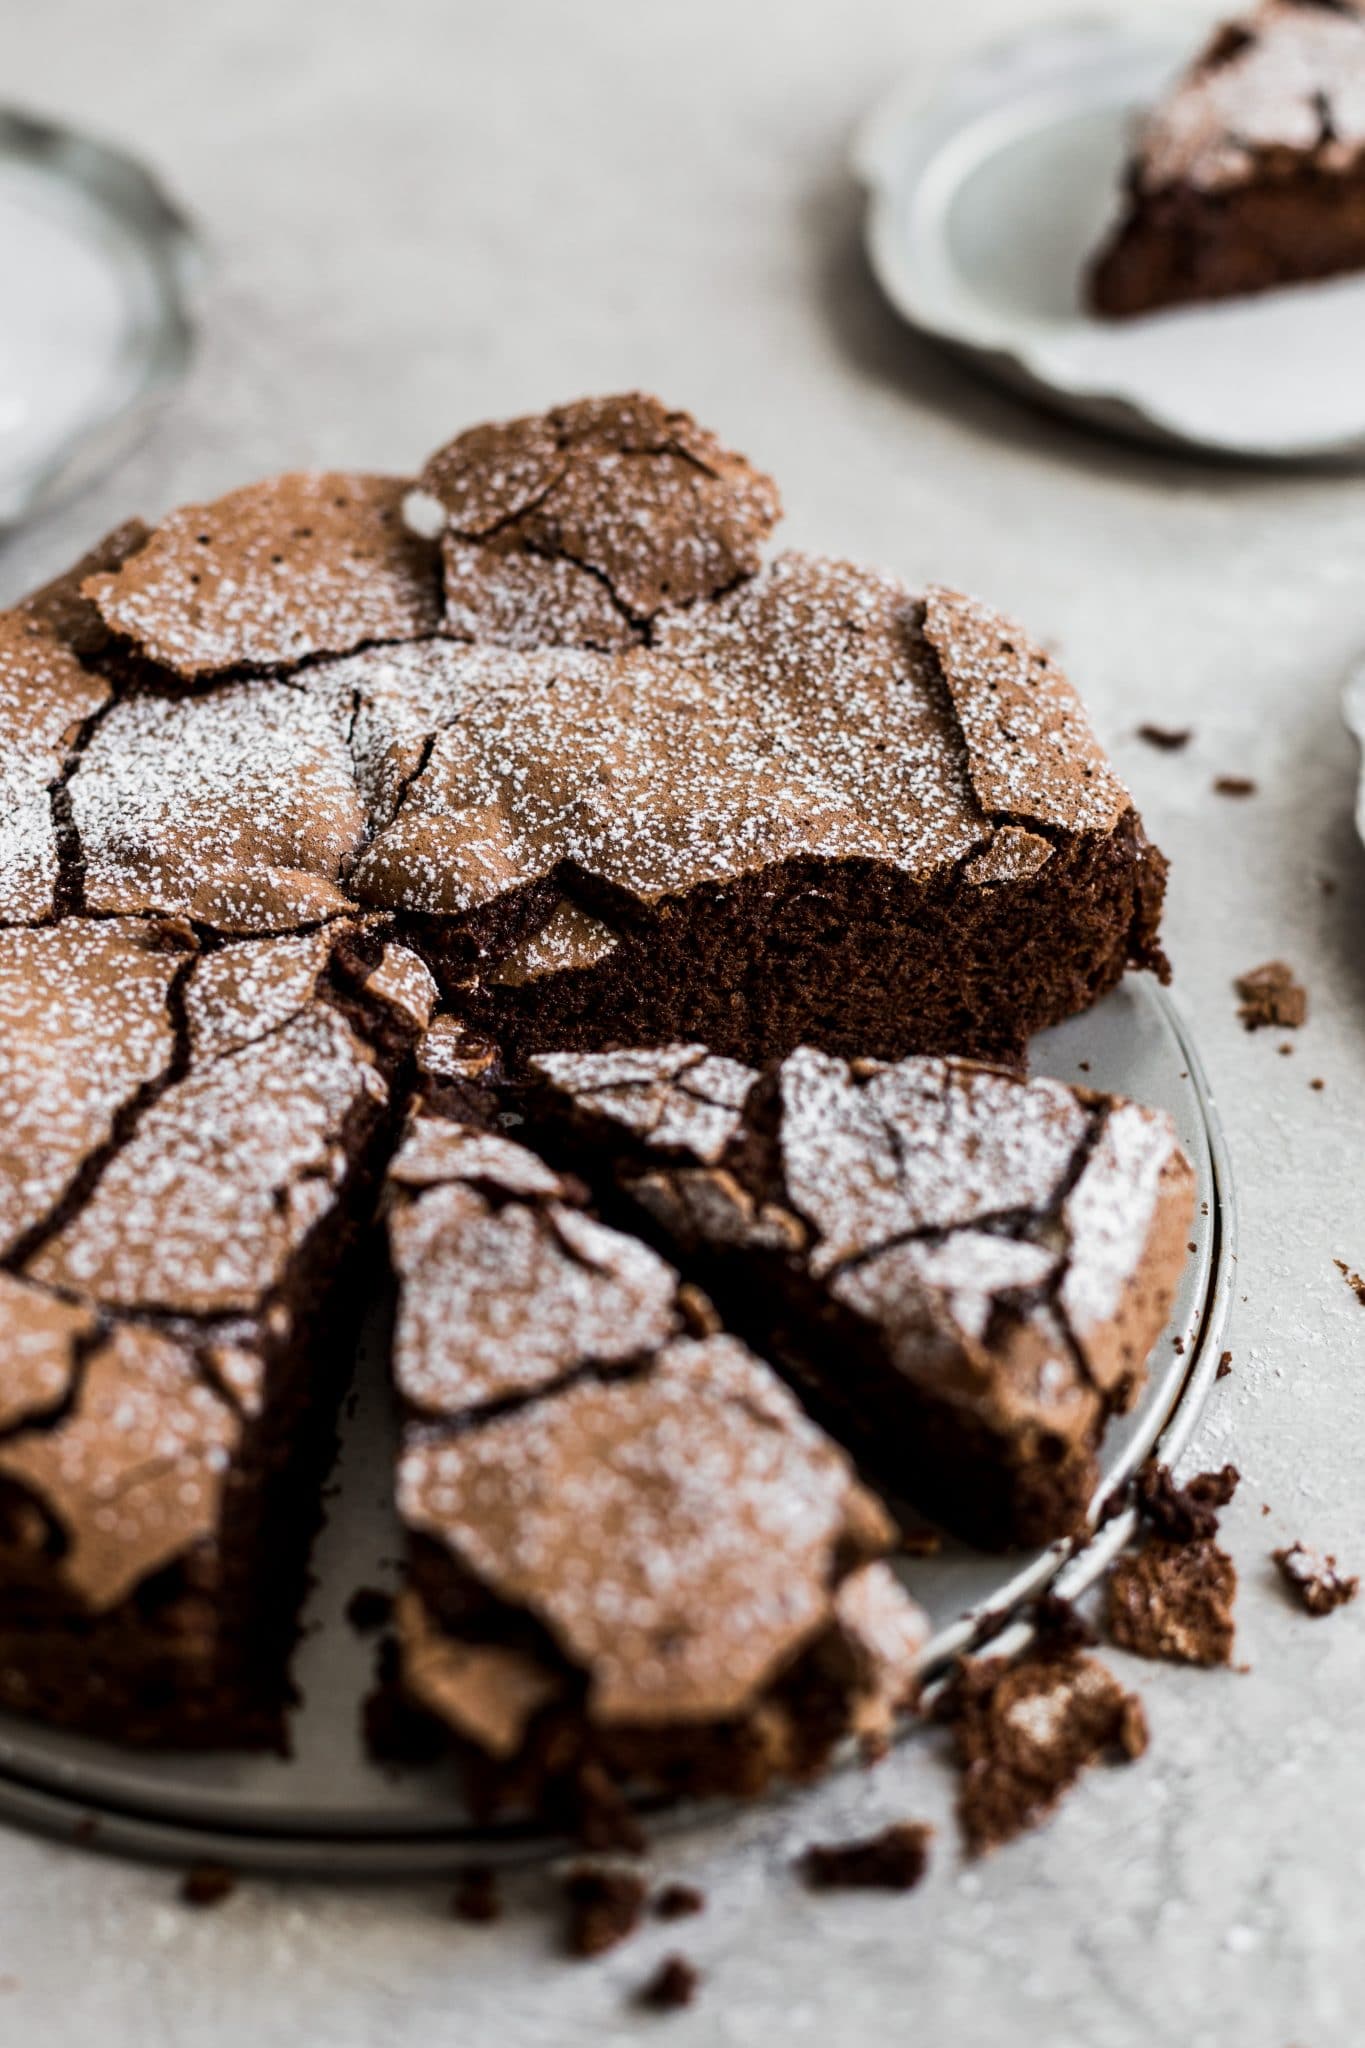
(0, 918), (435, 1745)
(380, 1103), (926, 1836)
(524, 1044), (1196, 1549)
(1091, 1), (1365, 317)
(307, 532), (1166, 1067)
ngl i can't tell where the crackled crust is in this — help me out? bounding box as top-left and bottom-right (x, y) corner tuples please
(525, 1043), (1195, 1547)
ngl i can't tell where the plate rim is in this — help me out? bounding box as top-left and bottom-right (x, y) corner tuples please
(0, 101), (203, 527)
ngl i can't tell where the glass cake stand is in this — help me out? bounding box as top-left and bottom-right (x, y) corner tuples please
(0, 977), (1234, 1874)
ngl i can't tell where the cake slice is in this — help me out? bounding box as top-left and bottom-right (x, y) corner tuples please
(1091, 1), (1365, 317)
(379, 1100), (927, 1840)
(0, 921), (435, 1745)
(524, 1044), (1196, 1549)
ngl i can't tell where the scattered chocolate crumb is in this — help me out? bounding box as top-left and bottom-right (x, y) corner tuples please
(1173, 1335), (1186, 1355)
(1274, 1543), (1359, 1617)
(1334, 1260), (1365, 1307)
(1213, 775), (1256, 797)
(179, 1863), (237, 1909)
(1310, 1077), (1325, 1091)
(799, 1821), (933, 1892)
(344, 1586), (393, 1633)
(653, 1882), (705, 1922)
(1032, 1592), (1098, 1654)
(636, 1955), (700, 2012)
(1261, 1504), (1270, 1517)
(937, 1649), (1146, 1854)
(563, 1865), (648, 1958)
(1134, 1459), (1239, 1544)
(1077, 1059), (1091, 1072)
(1217, 1350), (1234, 1380)
(1137, 723), (1192, 751)
(572, 1760), (648, 1855)
(1235, 961), (1307, 1032)
(898, 1524), (943, 1557)
(1320, 875), (1338, 896)
(451, 1865), (501, 1924)
(1278, 1041), (1295, 1057)
(1106, 1538), (1237, 1666)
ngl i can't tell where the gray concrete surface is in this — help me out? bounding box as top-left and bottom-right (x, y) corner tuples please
(3, 2), (1363, 2041)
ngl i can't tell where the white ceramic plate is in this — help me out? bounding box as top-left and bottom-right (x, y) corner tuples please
(0, 978), (1234, 1874)
(0, 108), (199, 527)
(853, 18), (1365, 462)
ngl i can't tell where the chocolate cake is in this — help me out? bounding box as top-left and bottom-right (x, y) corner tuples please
(1090, 1), (1365, 318)
(0, 390), (1184, 1787)
(381, 1101), (928, 1832)
(521, 1044), (1195, 1547)
(0, 918), (431, 1743)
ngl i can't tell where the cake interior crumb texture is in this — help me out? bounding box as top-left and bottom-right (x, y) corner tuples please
(0, 392), (1185, 1802)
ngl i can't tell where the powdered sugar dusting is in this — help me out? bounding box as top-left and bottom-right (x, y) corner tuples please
(1061, 1101), (1186, 1341)
(388, 1160), (680, 1415)
(0, 1322), (238, 1611)
(532, 1043), (757, 1162)
(71, 682), (364, 932)
(0, 920), (182, 1258)
(84, 473), (441, 679)
(28, 1004), (385, 1315)
(778, 1046), (1089, 1275)
(397, 1333), (894, 1725)
(1137, 2), (1365, 194)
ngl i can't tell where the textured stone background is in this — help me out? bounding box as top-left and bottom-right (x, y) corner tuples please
(4, 1), (1364, 2041)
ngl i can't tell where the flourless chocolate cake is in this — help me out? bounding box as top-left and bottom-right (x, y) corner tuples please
(0, 391), (1186, 1800)
(380, 1100), (927, 1834)
(521, 1045), (1195, 1547)
(1090, 1), (1365, 317)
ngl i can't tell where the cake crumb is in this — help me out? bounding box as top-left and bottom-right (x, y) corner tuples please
(563, 1865), (648, 1958)
(1217, 1350), (1233, 1380)
(451, 1865), (501, 1924)
(1213, 775), (1256, 798)
(1334, 1260), (1365, 1307)
(1274, 1542), (1359, 1617)
(636, 1955), (700, 2011)
(1136, 723), (1191, 751)
(1235, 961), (1306, 1031)
(1310, 1078), (1325, 1092)
(179, 1863), (237, 1909)
(345, 1585), (393, 1633)
(1106, 1537), (1237, 1667)
(1032, 1591), (1098, 1654)
(1134, 1459), (1239, 1544)
(937, 1648), (1146, 1854)
(798, 1821), (932, 1891)
(652, 1882), (705, 1921)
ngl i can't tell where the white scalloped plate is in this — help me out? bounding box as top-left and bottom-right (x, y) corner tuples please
(854, 17), (1365, 462)
(0, 978), (1234, 1874)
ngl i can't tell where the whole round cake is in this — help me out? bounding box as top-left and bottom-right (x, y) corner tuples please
(0, 395), (1191, 1834)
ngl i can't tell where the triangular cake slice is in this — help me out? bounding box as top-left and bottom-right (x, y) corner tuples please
(377, 1094), (926, 1841)
(524, 1044), (1196, 1550)
(1091, 0), (1365, 316)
